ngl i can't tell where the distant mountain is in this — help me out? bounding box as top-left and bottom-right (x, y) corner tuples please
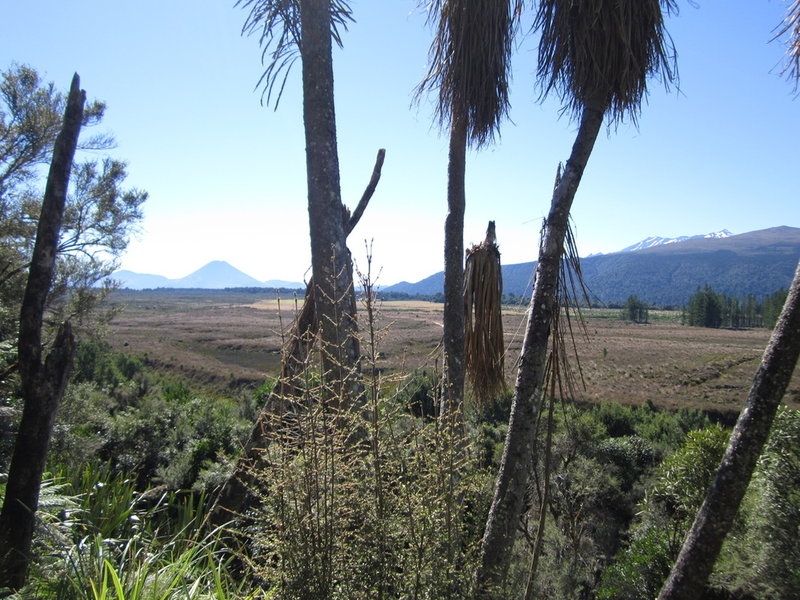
(111, 261), (304, 290)
(618, 229), (732, 253)
(264, 279), (307, 289)
(577, 226), (799, 304)
(382, 226), (800, 305)
(111, 270), (173, 289)
(385, 271), (446, 297)
(177, 261), (264, 288)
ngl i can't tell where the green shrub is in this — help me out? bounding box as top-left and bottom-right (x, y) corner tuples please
(598, 424), (731, 598)
(597, 435), (656, 489)
(591, 402), (637, 437)
(597, 525), (673, 600)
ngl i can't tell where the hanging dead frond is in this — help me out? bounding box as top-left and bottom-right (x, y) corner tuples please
(534, 169), (590, 412)
(522, 208), (590, 597)
(417, 0), (522, 147)
(237, 0), (354, 107)
(774, 0), (800, 91)
(535, 0), (678, 124)
(465, 221), (505, 401)
(551, 217), (590, 401)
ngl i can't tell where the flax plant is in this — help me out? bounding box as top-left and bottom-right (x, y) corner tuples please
(10, 465), (245, 600)
(242, 264), (486, 600)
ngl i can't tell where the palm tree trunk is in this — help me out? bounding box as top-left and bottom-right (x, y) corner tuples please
(0, 74), (84, 591)
(658, 259), (800, 600)
(299, 0), (360, 401)
(472, 98), (604, 599)
(442, 113), (467, 419)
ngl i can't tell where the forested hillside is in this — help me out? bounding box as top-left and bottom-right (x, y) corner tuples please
(388, 226), (800, 305)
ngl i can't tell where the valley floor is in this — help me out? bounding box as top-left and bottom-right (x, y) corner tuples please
(106, 290), (800, 414)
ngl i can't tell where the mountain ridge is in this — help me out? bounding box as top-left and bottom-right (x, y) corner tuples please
(617, 229), (732, 253)
(113, 227), (800, 303)
(112, 260), (304, 290)
(383, 226), (800, 305)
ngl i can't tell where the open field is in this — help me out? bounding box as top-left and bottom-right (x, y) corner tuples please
(106, 290), (800, 415)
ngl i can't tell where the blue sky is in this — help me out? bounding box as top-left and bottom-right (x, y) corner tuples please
(2, 1), (798, 285)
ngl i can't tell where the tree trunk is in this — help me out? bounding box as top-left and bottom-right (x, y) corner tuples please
(205, 284), (317, 528)
(472, 99), (604, 599)
(442, 113), (467, 419)
(299, 0), (360, 401)
(658, 259), (800, 600)
(205, 149), (384, 529)
(0, 74), (84, 591)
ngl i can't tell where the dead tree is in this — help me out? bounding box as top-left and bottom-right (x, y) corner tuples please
(0, 74), (85, 591)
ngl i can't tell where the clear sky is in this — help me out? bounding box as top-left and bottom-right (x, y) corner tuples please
(2, 1), (798, 286)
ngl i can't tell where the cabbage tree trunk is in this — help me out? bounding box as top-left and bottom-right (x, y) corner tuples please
(300, 0), (360, 399)
(473, 97), (604, 599)
(442, 113), (467, 419)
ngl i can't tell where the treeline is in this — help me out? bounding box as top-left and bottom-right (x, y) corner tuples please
(683, 285), (788, 329)
(622, 295), (650, 323)
(375, 290), (531, 305)
(376, 290), (445, 303)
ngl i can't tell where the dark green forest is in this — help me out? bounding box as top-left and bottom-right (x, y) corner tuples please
(683, 286), (789, 330)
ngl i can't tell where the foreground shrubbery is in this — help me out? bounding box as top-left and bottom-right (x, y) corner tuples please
(599, 408), (800, 600)
(3, 338), (799, 598)
(8, 465), (249, 600)
(47, 340), (261, 491)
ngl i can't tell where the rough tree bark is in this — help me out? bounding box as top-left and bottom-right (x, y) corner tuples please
(300, 0), (360, 400)
(0, 73), (84, 591)
(658, 259), (800, 600)
(472, 97), (604, 599)
(442, 113), (467, 419)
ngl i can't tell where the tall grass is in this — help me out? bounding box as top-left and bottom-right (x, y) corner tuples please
(10, 463), (250, 600)
(236, 261), (493, 600)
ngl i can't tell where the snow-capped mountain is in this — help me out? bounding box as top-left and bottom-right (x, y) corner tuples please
(383, 226), (800, 304)
(618, 230), (732, 253)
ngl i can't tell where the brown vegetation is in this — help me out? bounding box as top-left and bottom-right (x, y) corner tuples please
(106, 290), (799, 413)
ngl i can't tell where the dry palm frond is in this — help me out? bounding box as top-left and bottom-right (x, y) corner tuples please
(465, 221), (505, 402)
(536, 0), (678, 124)
(418, 0), (522, 146)
(522, 213), (589, 597)
(774, 0), (800, 90)
(540, 167), (589, 408)
(237, 0), (354, 107)
(552, 217), (590, 398)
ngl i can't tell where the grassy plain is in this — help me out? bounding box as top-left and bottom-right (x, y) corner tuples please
(106, 290), (800, 415)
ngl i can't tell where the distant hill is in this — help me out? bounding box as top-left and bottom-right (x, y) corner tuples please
(111, 261), (304, 290)
(111, 271), (173, 289)
(382, 226), (800, 305)
(385, 271), (447, 297)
